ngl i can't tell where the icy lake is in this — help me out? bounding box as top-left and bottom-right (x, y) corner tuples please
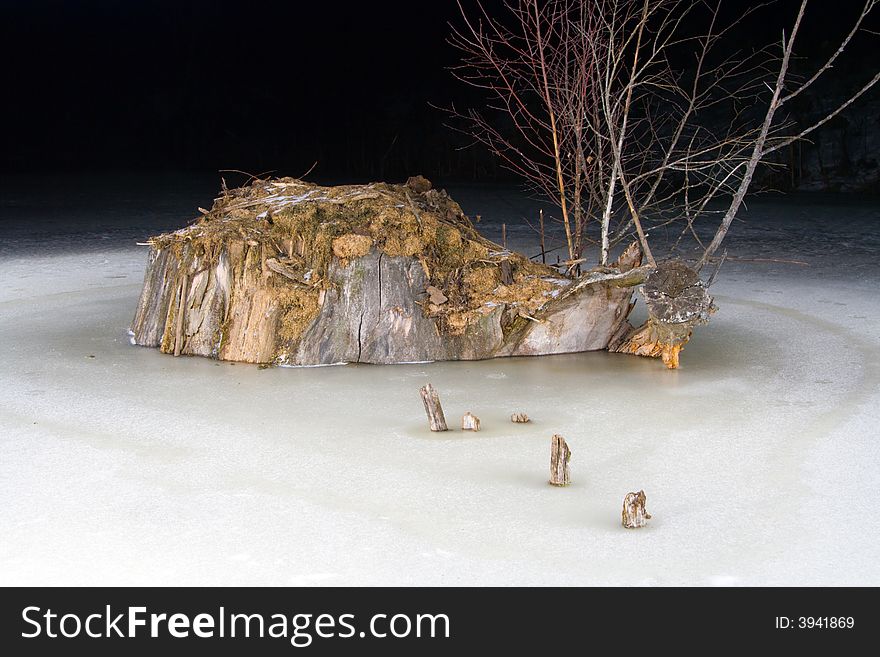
(1, 174), (878, 586)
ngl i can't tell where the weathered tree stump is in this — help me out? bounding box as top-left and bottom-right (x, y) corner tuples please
(610, 261), (715, 369)
(622, 490), (652, 528)
(461, 412), (481, 431)
(511, 412), (530, 423)
(419, 383), (448, 432)
(549, 434), (571, 486)
(130, 178), (657, 366)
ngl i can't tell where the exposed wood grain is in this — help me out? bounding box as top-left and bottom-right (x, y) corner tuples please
(420, 383), (448, 432)
(622, 490), (652, 528)
(549, 434), (571, 486)
(461, 412), (481, 431)
(173, 272), (188, 357)
(131, 187), (649, 366)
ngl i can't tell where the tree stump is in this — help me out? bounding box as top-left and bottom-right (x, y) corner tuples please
(549, 434), (571, 486)
(610, 261), (715, 369)
(419, 383), (448, 432)
(130, 178), (653, 366)
(622, 490), (652, 528)
(511, 412), (530, 423)
(461, 412), (481, 431)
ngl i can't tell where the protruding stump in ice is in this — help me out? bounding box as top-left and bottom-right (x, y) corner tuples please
(549, 434), (571, 486)
(622, 490), (652, 528)
(461, 412), (481, 431)
(419, 383), (448, 432)
(610, 260), (715, 369)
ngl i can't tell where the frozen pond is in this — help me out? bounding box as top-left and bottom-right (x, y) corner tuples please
(1, 174), (879, 585)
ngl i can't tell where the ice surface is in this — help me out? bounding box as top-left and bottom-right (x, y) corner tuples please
(1, 175), (879, 586)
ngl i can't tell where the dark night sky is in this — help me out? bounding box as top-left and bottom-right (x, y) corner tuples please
(1, 0), (462, 178)
(1, 0), (877, 182)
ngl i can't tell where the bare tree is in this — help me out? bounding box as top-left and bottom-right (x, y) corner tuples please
(449, 0), (879, 272)
(448, 0), (597, 262)
(696, 0), (880, 270)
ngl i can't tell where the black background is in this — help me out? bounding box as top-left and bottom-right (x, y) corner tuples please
(2, 0), (877, 183)
(0, 587), (872, 654)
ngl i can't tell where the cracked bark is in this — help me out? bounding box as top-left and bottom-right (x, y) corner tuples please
(355, 310), (365, 363)
(377, 252), (383, 311)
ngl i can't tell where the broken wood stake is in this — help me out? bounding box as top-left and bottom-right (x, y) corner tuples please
(502, 222), (507, 248)
(511, 412), (530, 423)
(622, 490), (651, 528)
(173, 272), (188, 357)
(549, 434), (570, 486)
(461, 412), (481, 431)
(539, 209), (546, 264)
(419, 383), (448, 432)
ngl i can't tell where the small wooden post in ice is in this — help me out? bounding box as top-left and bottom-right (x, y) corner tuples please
(461, 412), (481, 431)
(511, 412), (530, 423)
(622, 490), (652, 528)
(549, 434), (570, 486)
(419, 383), (448, 432)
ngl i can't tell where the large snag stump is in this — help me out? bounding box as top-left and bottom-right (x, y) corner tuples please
(131, 176), (662, 366)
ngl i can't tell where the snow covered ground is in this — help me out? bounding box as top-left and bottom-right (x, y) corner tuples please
(1, 174), (878, 586)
